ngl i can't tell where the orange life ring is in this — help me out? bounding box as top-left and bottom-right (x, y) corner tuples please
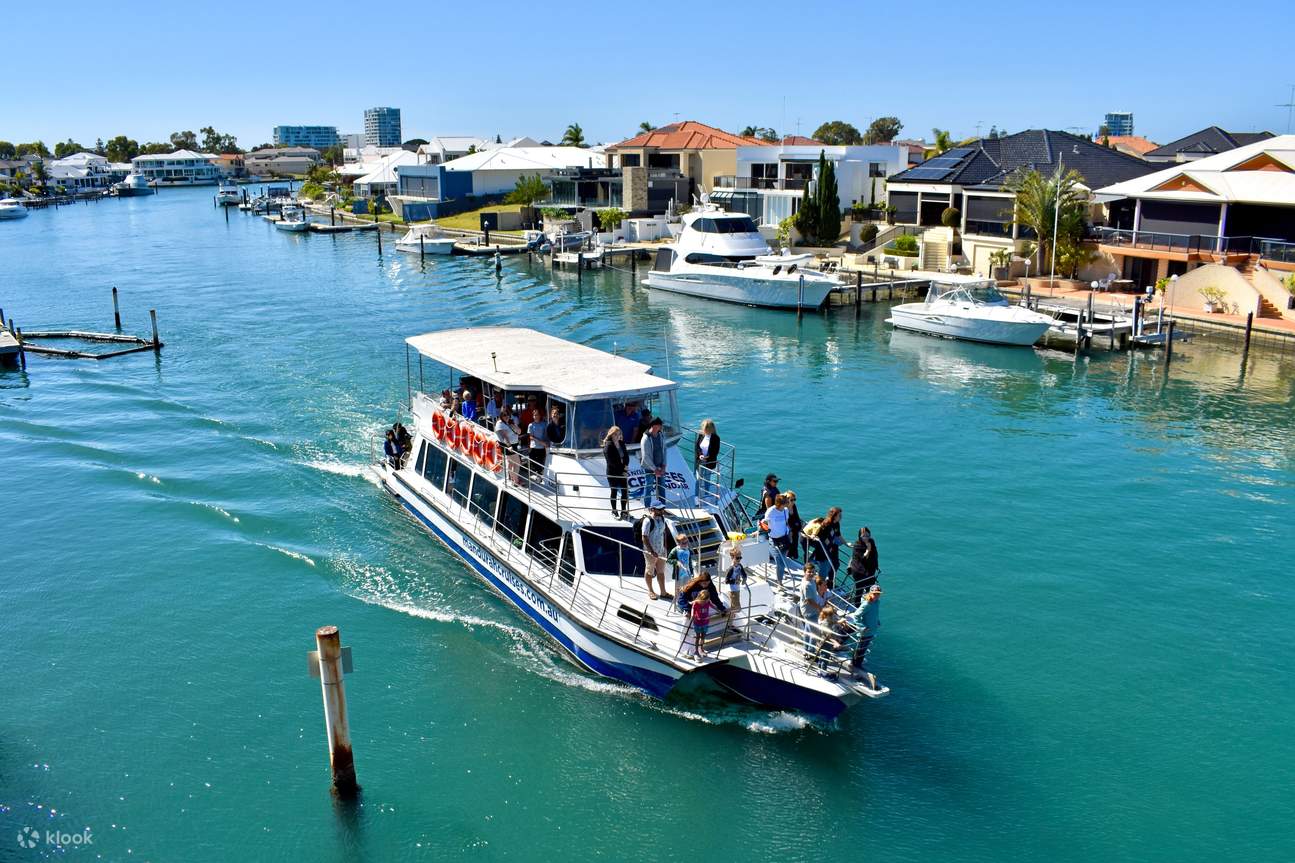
(431, 411), (447, 440)
(482, 438), (502, 472)
(444, 418), (460, 449)
(457, 420), (475, 456)
(471, 429), (487, 465)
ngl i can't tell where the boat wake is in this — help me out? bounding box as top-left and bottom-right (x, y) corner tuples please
(300, 458), (381, 487)
(190, 501), (240, 523)
(257, 543), (317, 567)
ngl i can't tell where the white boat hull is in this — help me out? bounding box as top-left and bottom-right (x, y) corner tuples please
(275, 220), (309, 232)
(645, 271), (836, 310)
(0, 207), (28, 221)
(396, 238), (457, 255)
(888, 305), (1050, 346)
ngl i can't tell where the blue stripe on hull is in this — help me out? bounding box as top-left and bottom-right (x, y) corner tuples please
(706, 663), (848, 720)
(389, 484), (678, 699)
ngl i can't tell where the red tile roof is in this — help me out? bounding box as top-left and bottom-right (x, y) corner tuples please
(780, 135), (823, 146)
(608, 121), (772, 151)
(1093, 134), (1159, 155)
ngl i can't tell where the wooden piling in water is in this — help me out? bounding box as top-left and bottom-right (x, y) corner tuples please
(149, 309), (159, 349)
(854, 271), (862, 316)
(419, 234), (425, 263)
(1164, 320), (1176, 365)
(1243, 311), (1254, 353)
(312, 625), (358, 798)
(112, 287), (121, 329)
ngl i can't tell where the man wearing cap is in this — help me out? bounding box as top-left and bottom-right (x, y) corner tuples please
(639, 416), (667, 505)
(640, 501), (669, 600)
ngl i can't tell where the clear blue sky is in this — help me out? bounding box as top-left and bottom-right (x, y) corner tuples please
(5, 0), (1291, 150)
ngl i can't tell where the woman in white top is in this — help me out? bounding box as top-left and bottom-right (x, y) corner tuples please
(494, 406), (521, 485)
(762, 493), (792, 583)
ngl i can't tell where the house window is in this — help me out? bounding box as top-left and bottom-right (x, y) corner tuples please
(647, 153), (679, 170)
(869, 162), (886, 178)
(620, 153), (640, 167)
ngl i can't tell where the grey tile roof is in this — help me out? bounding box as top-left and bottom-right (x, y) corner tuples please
(1144, 126), (1274, 159)
(888, 129), (1156, 190)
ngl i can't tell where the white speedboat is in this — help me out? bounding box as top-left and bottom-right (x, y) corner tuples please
(644, 202), (838, 310)
(374, 327), (890, 719)
(395, 224), (457, 255)
(887, 278), (1053, 346)
(0, 198), (28, 220)
(215, 182), (241, 205)
(114, 173), (154, 197)
(275, 204), (309, 232)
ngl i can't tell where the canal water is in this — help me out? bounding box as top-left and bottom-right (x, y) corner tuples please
(2, 188), (1292, 862)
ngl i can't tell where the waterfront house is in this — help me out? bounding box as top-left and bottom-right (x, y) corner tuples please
(1143, 126), (1274, 164)
(390, 146), (604, 221)
(131, 149), (221, 186)
(214, 153), (245, 178)
(416, 136), (495, 164)
(884, 129), (1156, 274)
(713, 142), (907, 226)
(46, 152), (120, 192)
(604, 121), (771, 196)
(1093, 135), (1160, 159)
(244, 147), (321, 178)
(538, 166), (689, 216)
(351, 149), (420, 199)
(1093, 134), (1295, 320)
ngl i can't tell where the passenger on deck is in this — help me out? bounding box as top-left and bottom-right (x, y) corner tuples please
(694, 419), (721, 500)
(762, 493), (792, 583)
(393, 422), (412, 454)
(667, 532), (692, 589)
(676, 566), (727, 615)
(526, 412), (548, 482)
(805, 507), (844, 587)
(785, 490), (803, 561)
(761, 474), (781, 511)
(439, 389), (454, 410)
(383, 430), (402, 468)
(845, 584), (882, 687)
(545, 406), (566, 448)
(724, 546), (748, 622)
(847, 527), (879, 605)
(687, 591), (713, 660)
(639, 417), (667, 504)
(461, 390), (478, 422)
(633, 409), (654, 445)
(602, 426), (630, 519)
(640, 501), (669, 600)
(799, 564), (825, 652)
(495, 407), (522, 485)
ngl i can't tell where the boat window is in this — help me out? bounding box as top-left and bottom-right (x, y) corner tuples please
(694, 217), (718, 233)
(968, 283), (1008, 304)
(497, 493), (529, 548)
(448, 457), (472, 507)
(574, 399), (614, 449)
(714, 216), (758, 233)
(683, 252), (738, 266)
(423, 441), (448, 489)
(558, 533), (576, 585)
(580, 526), (643, 577)
(468, 473), (498, 528)
(526, 510), (562, 567)
(414, 441), (427, 475)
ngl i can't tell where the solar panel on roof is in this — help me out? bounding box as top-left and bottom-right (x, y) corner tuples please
(944, 147), (975, 157)
(900, 167), (954, 180)
(923, 157), (963, 168)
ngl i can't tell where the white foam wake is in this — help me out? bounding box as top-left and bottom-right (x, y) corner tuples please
(300, 459), (381, 487)
(257, 543), (317, 567)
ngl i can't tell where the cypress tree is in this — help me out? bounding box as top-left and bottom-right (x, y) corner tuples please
(795, 161), (819, 246)
(816, 151), (840, 246)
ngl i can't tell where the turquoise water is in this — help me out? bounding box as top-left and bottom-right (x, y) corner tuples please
(2, 189), (1293, 862)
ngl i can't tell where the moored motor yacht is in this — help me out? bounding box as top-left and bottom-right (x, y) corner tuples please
(274, 203), (309, 232)
(0, 198), (28, 220)
(644, 202), (839, 310)
(886, 278), (1053, 346)
(395, 224), (457, 255)
(215, 182), (241, 205)
(372, 327), (890, 719)
(113, 173), (154, 197)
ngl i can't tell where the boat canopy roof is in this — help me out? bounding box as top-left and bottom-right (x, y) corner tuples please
(405, 327), (677, 401)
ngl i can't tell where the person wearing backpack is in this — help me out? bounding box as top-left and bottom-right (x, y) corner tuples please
(638, 502), (669, 600)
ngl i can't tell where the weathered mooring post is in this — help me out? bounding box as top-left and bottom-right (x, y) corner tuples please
(17, 326), (26, 370)
(1164, 320), (1176, 365)
(310, 625), (357, 797)
(1243, 311), (1254, 354)
(419, 234), (425, 263)
(149, 309), (159, 350)
(854, 271), (862, 316)
(112, 287), (122, 329)
(797, 274), (805, 322)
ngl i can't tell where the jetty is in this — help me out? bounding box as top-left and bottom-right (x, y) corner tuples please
(2, 290), (163, 361)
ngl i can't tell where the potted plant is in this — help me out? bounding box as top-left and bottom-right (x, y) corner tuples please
(1199, 285), (1227, 313)
(989, 248), (1012, 281)
(1285, 273), (1295, 310)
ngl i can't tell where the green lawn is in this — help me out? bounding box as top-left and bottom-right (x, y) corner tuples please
(436, 203), (526, 234)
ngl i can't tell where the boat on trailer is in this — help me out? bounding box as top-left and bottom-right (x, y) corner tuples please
(373, 327), (888, 719)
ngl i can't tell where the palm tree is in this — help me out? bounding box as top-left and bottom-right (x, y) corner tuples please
(561, 123), (586, 148)
(638, 121), (653, 134)
(925, 129), (953, 158)
(1008, 166), (1088, 278)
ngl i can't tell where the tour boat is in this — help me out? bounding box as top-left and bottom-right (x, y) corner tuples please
(887, 278), (1053, 346)
(0, 198), (28, 220)
(644, 202), (839, 310)
(215, 182), (241, 205)
(275, 204), (309, 232)
(395, 224), (457, 255)
(373, 327), (889, 719)
(113, 173), (154, 197)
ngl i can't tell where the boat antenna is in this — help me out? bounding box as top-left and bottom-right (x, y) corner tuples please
(664, 330), (672, 378)
(490, 351), (498, 373)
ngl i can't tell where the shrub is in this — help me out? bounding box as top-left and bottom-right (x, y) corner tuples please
(299, 180), (325, 201)
(859, 224), (879, 244)
(597, 207), (627, 232)
(941, 207), (960, 228)
(893, 234), (918, 253)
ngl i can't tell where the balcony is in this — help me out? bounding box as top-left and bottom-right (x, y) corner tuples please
(1090, 226), (1295, 263)
(713, 176), (808, 191)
